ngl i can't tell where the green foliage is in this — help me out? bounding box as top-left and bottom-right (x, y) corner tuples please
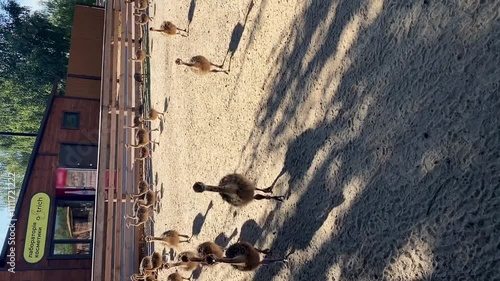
(42, 0), (96, 42)
(53, 243), (75, 255)
(0, 0), (69, 89)
(0, 0), (90, 207)
(0, 79), (47, 131)
(54, 207), (72, 239)
(0, 78), (44, 175)
(0, 150), (26, 209)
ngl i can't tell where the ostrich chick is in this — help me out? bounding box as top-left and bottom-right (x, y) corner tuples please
(193, 173), (285, 207)
(136, 146), (151, 160)
(130, 49), (150, 62)
(135, 13), (153, 25)
(124, 205), (153, 228)
(131, 190), (159, 211)
(163, 251), (200, 272)
(145, 230), (191, 248)
(143, 109), (165, 121)
(175, 56), (228, 74)
(167, 272), (191, 281)
(124, 115), (144, 129)
(196, 241), (224, 261)
(125, 128), (159, 148)
(206, 242), (291, 271)
(178, 242), (224, 268)
(150, 21), (188, 37)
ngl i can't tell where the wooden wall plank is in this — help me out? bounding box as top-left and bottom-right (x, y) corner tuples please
(92, 0), (114, 279)
(39, 98), (100, 154)
(123, 0), (136, 277)
(104, 2), (120, 280)
(113, 1), (127, 278)
(67, 6), (106, 78)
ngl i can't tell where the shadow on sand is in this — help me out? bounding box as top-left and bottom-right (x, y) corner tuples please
(187, 0), (196, 34)
(225, 0), (500, 280)
(221, 0), (254, 72)
(190, 201), (214, 239)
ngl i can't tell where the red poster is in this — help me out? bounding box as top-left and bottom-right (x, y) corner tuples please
(56, 168), (117, 189)
(56, 168), (97, 189)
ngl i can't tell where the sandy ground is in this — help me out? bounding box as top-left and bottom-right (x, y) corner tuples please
(146, 0), (500, 280)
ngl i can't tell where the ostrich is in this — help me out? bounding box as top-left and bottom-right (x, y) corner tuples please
(192, 173), (285, 207)
(131, 189), (159, 213)
(131, 252), (162, 280)
(132, 180), (153, 198)
(125, 128), (159, 148)
(124, 115), (144, 129)
(135, 12), (154, 26)
(134, 72), (147, 85)
(136, 146), (151, 160)
(175, 56), (228, 74)
(126, 0), (150, 11)
(196, 241), (224, 261)
(150, 21), (188, 37)
(124, 205), (154, 228)
(130, 256), (155, 280)
(177, 242), (225, 268)
(145, 230), (191, 248)
(143, 109), (165, 122)
(144, 252), (163, 276)
(129, 49), (150, 62)
(162, 251), (200, 272)
(205, 242), (292, 271)
(167, 271), (191, 281)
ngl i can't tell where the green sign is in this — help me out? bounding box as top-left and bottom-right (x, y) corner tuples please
(23, 193), (50, 263)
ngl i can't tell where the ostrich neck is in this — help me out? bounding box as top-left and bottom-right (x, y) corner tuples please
(219, 255), (248, 266)
(204, 184), (239, 194)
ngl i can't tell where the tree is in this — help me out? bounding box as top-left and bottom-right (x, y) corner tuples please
(0, 0), (70, 89)
(42, 0), (97, 41)
(0, 0), (62, 208)
(0, 0), (96, 208)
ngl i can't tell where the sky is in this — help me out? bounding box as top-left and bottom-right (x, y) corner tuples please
(0, 208), (9, 253)
(18, 0), (43, 11)
(0, 154), (18, 254)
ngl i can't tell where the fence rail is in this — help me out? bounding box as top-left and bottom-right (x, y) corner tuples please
(92, 0), (153, 280)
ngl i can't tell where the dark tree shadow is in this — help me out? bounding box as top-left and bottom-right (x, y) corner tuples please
(187, 0), (196, 34)
(243, 0), (500, 280)
(190, 201), (214, 239)
(269, 127), (332, 199)
(154, 171), (158, 186)
(220, 0), (254, 72)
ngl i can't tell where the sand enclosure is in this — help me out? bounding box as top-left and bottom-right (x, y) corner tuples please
(146, 0), (500, 280)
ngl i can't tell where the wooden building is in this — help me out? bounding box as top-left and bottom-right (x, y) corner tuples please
(0, 5), (105, 280)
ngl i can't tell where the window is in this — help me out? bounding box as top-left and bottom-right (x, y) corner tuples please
(51, 200), (93, 257)
(59, 144), (98, 169)
(62, 112), (80, 129)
